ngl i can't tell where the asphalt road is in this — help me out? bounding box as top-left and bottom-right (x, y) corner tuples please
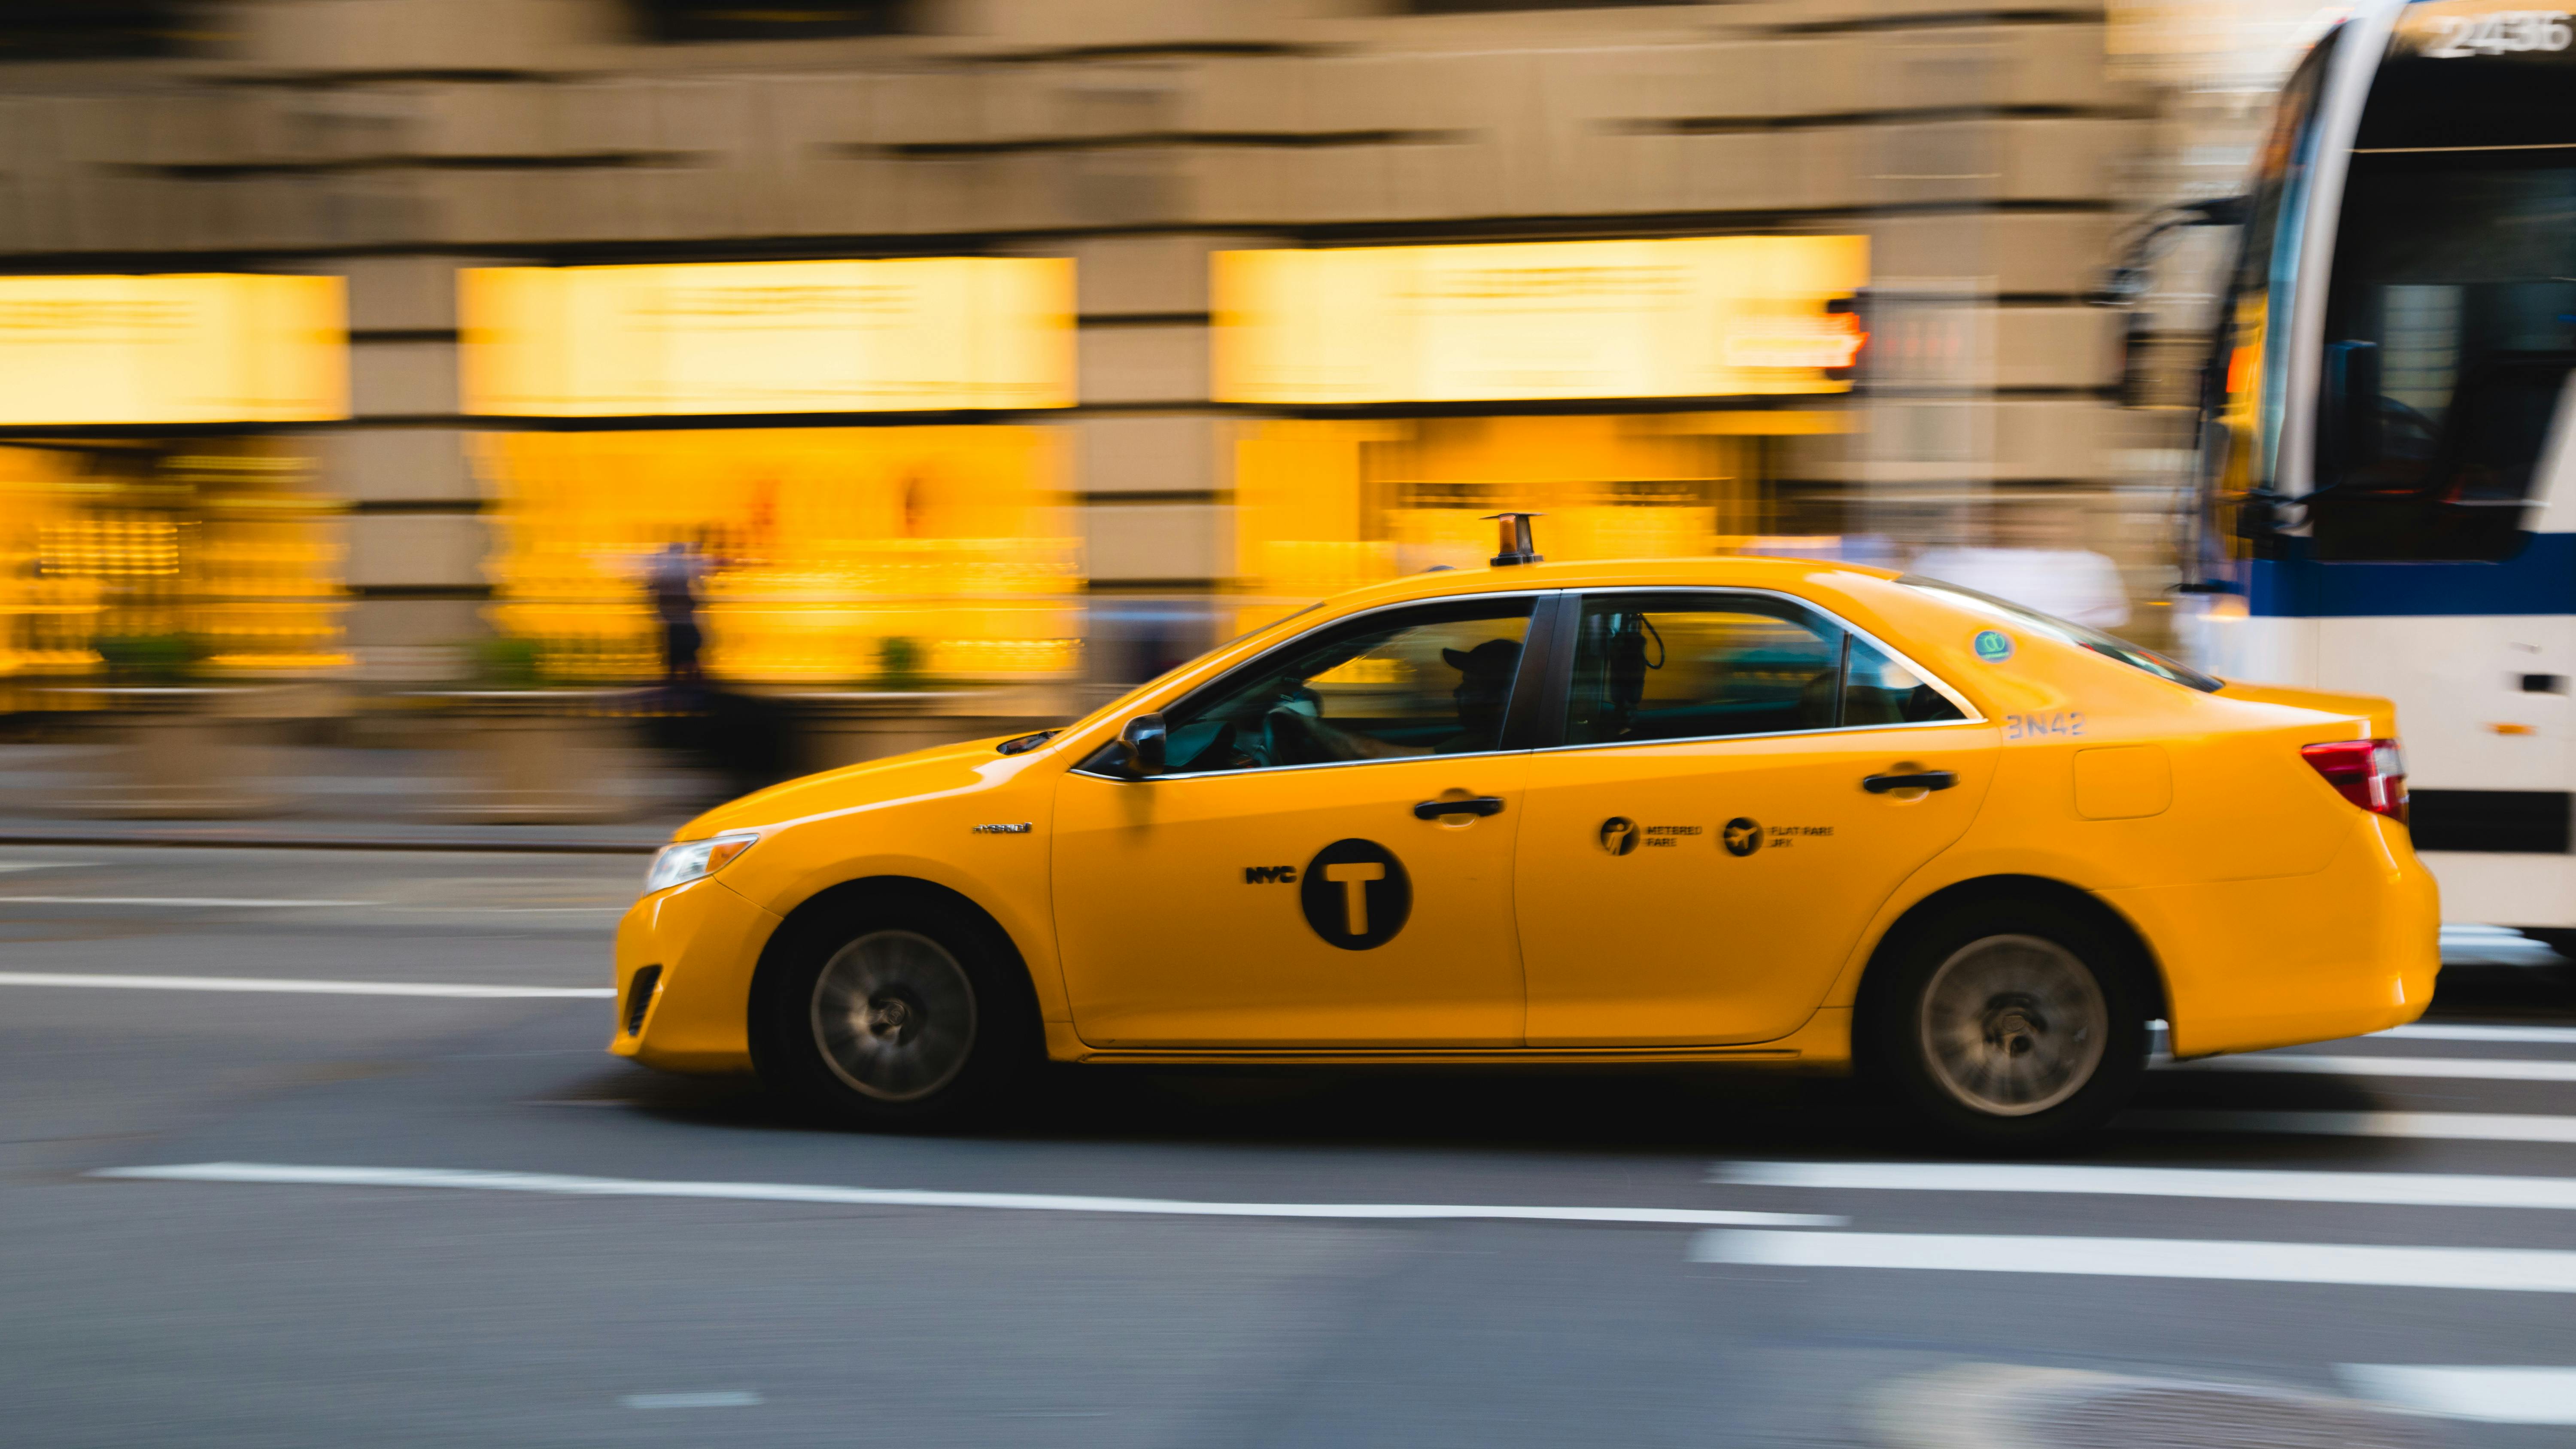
(7, 843), (2576, 1448)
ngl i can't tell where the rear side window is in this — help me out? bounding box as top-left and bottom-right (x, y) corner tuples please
(1561, 593), (1964, 747)
(1846, 635), (1969, 726)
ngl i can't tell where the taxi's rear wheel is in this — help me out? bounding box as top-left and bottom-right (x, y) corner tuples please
(750, 886), (1037, 1130)
(1864, 896), (2148, 1149)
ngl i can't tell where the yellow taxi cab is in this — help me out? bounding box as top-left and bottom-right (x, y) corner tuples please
(611, 522), (2438, 1145)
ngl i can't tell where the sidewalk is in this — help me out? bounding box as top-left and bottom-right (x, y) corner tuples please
(0, 744), (705, 853)
(0, 816), (675, 853)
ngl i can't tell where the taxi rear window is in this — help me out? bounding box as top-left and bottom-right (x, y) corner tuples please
(1896, 575), (2223, 693)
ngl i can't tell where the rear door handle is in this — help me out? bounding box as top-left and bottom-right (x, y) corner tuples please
(1862, 771), (1958, 794)
(1415, 796), (1506, 820)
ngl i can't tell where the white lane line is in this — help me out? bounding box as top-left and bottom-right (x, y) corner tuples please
(0, 972), (611, 999)
(622, 1392), (763, 1410)
(0, 862), (90, 873)
(1712, 1160), (2576, 1210)
(1692, 1230), (2576, 1292)
(2338, 1366), (2576, 1424)
(386, 906), (628, 914)
(0, 895), (378, 908)
(2184, 1054), (2576, 1082)
(2381, 1023), (2576, 1046)
(91, 1161), (1845, 1230)
(2123, 1109), (2576, 1143)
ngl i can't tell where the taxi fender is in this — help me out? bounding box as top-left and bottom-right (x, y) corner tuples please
(750, 844), (1069, 1025)
(1815, 843), (2163, 1015)
(681, 736), (1072, 1027)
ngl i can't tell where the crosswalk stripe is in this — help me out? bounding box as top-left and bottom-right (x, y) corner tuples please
(2337, 1366), (2576, 1424)
(1712, 1160), (2576, 1209)
(1692, 1230), (2576, 1291)
(2184, 1054), (2576, 1082)
(2122, 1109), (2576, 1143)
(2381, 1023), (2576, 1046)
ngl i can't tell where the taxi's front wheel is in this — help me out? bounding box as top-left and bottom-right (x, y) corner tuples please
(749, 887), (1038, 1130)
(1862, 896), (2149, 1149)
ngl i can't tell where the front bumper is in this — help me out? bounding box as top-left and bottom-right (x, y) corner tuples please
(611, 876), (781, 1073)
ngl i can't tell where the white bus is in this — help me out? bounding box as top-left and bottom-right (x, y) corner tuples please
(2160, 0), (2576, 952)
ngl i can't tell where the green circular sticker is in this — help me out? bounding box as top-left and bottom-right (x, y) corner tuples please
(1973, 629), (2014, 662)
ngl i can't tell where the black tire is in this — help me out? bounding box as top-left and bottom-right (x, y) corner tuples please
(748, 884), (1039, 1130)
(1860, 894), (2149, 1150)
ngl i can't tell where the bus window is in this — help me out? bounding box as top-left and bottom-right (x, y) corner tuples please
(2306, 3), (2576, 562)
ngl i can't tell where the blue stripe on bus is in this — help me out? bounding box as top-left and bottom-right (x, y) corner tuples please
(2248, 533), (2576, 617)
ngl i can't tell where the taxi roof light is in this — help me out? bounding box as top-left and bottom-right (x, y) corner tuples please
(2300, 738), (2408, 823)
(1484, 512), (1543, 567)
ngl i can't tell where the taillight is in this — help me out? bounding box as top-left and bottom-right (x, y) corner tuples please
(2300, 738), (2408, 823)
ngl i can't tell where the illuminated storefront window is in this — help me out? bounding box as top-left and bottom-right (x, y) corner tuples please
(464, 257), (1079, 687)
(0, 273), (348, 699)
(1216, 237), (1867, 626)
(476, 428), (1077, 686)
(1230, 413), (1853, 634)
(0, 440), (346, 693)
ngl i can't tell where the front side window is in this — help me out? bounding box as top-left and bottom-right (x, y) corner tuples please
(1151, 598), (1537, 775)
(1562, 594), (1962, 747)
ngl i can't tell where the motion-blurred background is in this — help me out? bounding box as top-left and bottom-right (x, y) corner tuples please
(0, 0), (2322, 823)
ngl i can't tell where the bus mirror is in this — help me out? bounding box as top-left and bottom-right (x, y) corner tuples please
(2086, 265), (2148, 309)
(2186, 194), (2248, 228)
(2087, 195), (2249, 309)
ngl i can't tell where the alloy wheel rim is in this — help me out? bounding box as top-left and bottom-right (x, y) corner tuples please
(810, 930), (978, 1103)
(1917, 933), (2106, 1118)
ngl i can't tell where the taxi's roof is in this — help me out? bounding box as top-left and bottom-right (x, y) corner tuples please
(1313, 554), (1901, 611)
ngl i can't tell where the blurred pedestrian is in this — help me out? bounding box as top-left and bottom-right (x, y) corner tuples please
(646, 538), (710, 695)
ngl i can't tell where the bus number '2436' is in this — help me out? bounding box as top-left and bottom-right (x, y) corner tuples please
(2425, 10), (2572, 56)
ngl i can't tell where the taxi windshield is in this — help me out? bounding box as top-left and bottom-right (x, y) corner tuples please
(1896, 575), (2224, 692)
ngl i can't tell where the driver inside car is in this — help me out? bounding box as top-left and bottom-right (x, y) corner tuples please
(1253, 635), (1523, 765)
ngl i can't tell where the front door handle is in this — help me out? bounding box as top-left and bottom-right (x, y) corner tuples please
(1415, 796), (1506, 820)
(1863, 770), (1958, 794)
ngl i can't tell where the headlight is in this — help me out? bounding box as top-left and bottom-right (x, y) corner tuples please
(643, 831), (759, 896)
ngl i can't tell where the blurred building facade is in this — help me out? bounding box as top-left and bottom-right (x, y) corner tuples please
(0, 0), (2292, 702)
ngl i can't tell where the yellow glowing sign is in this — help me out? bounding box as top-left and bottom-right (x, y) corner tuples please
(0, 275), (346, 425)
(1214, 236), (1868, 404)
(462, 258), (1075, 416)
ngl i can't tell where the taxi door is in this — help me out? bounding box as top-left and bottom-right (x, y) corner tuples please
(1052, 596), (1544, 1048)
(1512, 591), (1996, 1046)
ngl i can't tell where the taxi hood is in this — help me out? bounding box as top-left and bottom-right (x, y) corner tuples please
(2215, 680), (2400, 738)
(669, 734), (1031, 841)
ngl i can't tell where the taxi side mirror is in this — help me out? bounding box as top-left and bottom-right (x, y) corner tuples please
(1118, 713), (1166, 777)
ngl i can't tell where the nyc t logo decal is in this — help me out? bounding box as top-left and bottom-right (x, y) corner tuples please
(1298, 838), (1411, 950)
